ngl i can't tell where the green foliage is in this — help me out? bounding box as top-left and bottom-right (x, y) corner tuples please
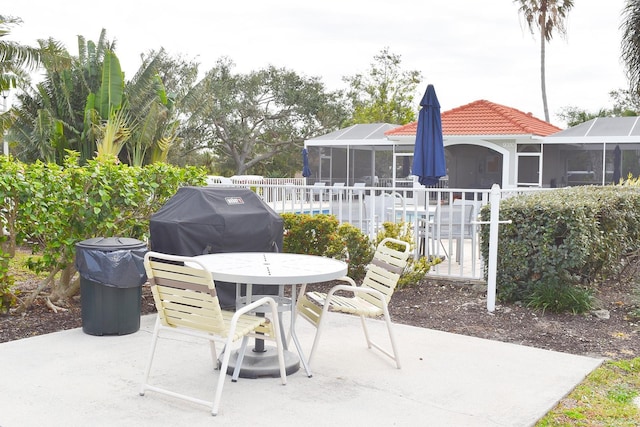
(343, 47), (421, 126)
(182, 58), (346, 175)
(558, 90), (640, 127)
(9, 31), (183, 167)
(556, 105), (613, 127)
(0, 155), (207, 303)
(0, 248), (17, 314)
(622, 0), (640, 95)
(94, 50), (124, 118)
(479, 186), (640, 313)
(332, 222), (375, 281)
(525, 274), (593, 314)
(0, 15), (44, 92)
(607, 384), (638, 404)
(281, 213), (373, 281)
(281, 214), (341, 256)
(537, 357), (640, 425)
(281, 214), (441, 285)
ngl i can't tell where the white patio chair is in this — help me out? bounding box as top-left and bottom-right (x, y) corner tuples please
(311, 182), (327, 201)
(296, 237), (411, 368)
(140, 252), (286, 416)
(428, 203), (476, 262)
(332, 182), (346, 200)
(353, 182), (366, 199)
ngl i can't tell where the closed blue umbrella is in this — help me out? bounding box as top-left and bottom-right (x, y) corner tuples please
(412, 84), (446, 186)
(302, 148), (312, 178)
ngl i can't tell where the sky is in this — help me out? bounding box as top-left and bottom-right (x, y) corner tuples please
(4, 0), (630, 128)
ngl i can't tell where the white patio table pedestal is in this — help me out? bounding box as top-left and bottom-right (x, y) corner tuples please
(193, 252), (348, 378)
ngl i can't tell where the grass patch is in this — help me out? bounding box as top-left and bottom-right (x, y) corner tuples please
(526, 280), (594, 314)
(8, 248), (46, 282)
(536, 357), (640, 426)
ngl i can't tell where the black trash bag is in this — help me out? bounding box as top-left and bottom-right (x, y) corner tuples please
(75, 237), (148, 288)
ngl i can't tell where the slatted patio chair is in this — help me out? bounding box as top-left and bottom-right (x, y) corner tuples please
(140, 251), (286, 416)
(296, 237), (411, 368)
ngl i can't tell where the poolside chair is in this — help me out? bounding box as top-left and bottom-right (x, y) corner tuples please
(140, 252), (286, 416)
(332, 182), (346, 200)
(311, 182), (327, 201)
(352, 182), (366, 199)
(428, 203), (477, 262)
(296, 237), (411, 369)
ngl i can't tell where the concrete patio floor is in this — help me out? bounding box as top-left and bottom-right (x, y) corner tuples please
(1, 313), (602, 426)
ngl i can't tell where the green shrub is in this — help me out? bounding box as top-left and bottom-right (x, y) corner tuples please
(479, 186), (640, 312)
(281, 213), (340, 256)
(332, 222), (374, 281)
(282, 215), (441, 286)
(281, 214), (373, 281)
(0, 154), (208, 306)
(0, 247), (17, 314)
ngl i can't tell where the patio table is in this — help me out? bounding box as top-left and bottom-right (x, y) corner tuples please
(193, 252), (348, 378)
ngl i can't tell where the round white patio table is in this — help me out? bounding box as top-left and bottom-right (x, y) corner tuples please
(193, 252), (348, 378)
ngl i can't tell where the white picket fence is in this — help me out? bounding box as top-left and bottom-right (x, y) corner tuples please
(208, 179), (546, 311)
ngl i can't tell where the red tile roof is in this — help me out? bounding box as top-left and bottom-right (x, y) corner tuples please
(385, 100), (562, 137)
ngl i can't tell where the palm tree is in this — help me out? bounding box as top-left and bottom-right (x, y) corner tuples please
(0, 15), (41, 137)
(622, 0), (640, 95)
(10, 31), (186, 166)
(514, 0), (574, 122)
(0, 15), (41, 91)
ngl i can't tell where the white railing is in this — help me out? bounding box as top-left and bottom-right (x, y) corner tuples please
(208, 180), (508, 281)
(207, 179), (552, 311)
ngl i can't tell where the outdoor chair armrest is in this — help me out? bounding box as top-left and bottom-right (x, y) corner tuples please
(297, 275), (356, 302)
(325, 283), (386, 302)
(333, 276), (357, 286)
(233, 296), (280, 319)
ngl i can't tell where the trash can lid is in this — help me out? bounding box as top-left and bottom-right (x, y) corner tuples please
(76, 237), (147, 250)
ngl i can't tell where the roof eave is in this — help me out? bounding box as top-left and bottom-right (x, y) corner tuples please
(543, 136), (640, 144)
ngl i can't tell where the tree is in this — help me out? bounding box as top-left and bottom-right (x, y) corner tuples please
(181, 58), (346, 175)
(0, 15), (41, 91)
(342, 47), (421, 125)
(557, 106), (611, 127)
(514, 0), (574, 122)
(8, 31), (183, 166)
(8, 31), (114, 163)
(622, 0), (640, 96)
(1, 16), (71, 142)
(130, 49), (200, 166)
(557, 89), (639, 127)
(1, 16), (42, 136)
(609, 88), (640, 116)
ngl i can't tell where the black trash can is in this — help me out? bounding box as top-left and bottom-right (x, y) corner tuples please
(75, 237), (148, 336)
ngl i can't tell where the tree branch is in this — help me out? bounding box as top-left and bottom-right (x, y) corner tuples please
(15, 266), (61, 313)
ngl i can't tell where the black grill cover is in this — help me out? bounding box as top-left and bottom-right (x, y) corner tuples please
(149, 186), (284, 308)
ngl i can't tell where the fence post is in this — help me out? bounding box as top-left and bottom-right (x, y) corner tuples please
(486, 184), (502, 312)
